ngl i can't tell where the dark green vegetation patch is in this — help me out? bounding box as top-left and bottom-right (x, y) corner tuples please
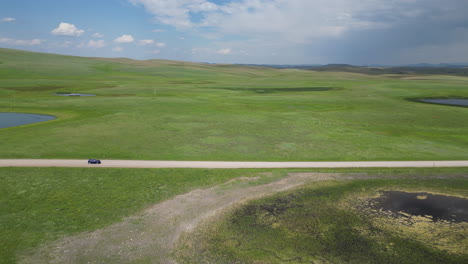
(176, 178), (468, 264)
(220, 87), (337, 93)
(4, 86), (66, 92)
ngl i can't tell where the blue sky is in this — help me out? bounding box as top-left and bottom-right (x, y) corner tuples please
(1, 0), (468, 65)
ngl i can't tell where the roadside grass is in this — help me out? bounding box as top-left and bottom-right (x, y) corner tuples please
(1, 48), (468, 161)
(0, 166), (466, 263)
(175, 176), (468, 264)
(0, 167), (261, 264)
(0, 168), (467, 263)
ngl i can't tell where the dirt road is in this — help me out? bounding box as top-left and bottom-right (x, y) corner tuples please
(21, 171), (468, 264)
(1, 159), (468, 168)
(19, 173), (346, 264)
(16, 169), (468, 264)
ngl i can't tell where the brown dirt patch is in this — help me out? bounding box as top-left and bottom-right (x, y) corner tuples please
(21, 173), (346, 264)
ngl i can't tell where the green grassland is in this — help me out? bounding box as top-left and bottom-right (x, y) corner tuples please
(175, 177), (468, 264)
(1, 48), (468, 161)
(0, 167), (262, 264)
(0, 167), (466, 263)
(1, 48), (468, 263)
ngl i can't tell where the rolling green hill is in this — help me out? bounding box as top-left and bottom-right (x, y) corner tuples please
(306, 64), (468, 76)
(1, 48), (467, 263)
(1, 47), (468, 161)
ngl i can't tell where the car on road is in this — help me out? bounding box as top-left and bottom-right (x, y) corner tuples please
(88, 159), (101, 164)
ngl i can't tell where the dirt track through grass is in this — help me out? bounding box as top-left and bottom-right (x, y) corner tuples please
(21, 173), (348, 264)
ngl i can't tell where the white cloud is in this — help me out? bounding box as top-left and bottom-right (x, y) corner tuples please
(151, 49), (161, 54)
(114, 35), (135, 43)
(130, 0), (461, 44)
(129, 0), (382, 42)
(0, 37), (45, 46)
(139, 39), (155, 45)
(92, 33), (104, 38)
(113, 46), (124, 52)
(156, 42), (166, 48)
(1, 17), (16, 22)
(208, 0), (373, 43)
(129, 0), (468, 64)
(87, 40), (107, 48)
(217, 48), (231, 55)
(139, 39), (166, 47)
(30, 39), (44, 45)
(130, 0), (218, 29)
(51, 22), (85, 37)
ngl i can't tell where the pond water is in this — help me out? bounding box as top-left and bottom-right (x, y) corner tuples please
(421, 99), (468, 107)
(54, 93), (96, 96)
(0, 113), (56, 129)
(371, 191), (468, 223)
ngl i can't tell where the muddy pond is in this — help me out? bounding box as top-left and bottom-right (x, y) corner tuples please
(420, 99), (468, 107)
(0, 113), (56, 128)
(371, 191), (468, 223)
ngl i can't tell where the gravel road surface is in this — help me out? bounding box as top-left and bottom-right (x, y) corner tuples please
(1, 159), (468, 168)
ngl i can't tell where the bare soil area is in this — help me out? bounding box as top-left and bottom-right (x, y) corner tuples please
(21, 173), (352, 264)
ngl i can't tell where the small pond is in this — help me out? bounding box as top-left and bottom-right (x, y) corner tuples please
(420, 99), (468, 107)
(54, 93), (96, 96)
(0, 113), (56, 129)
(371, 191), (468, 223)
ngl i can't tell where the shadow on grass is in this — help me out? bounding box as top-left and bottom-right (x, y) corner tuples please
(175, 179), (468, 264)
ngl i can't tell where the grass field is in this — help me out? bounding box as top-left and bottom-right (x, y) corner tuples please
(1, 48), (467, 263)
(0, 167), (263, 264)
(0, 167), (466, 263)
(175, 176), (468, 264)
(1, 48), (468, 161)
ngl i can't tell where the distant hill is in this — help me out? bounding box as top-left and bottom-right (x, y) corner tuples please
(240, 62), (468, 69)
(1, 47), (467, 77)
(239, 63), (468, 76)
(236, 64), (322, 69)
(306, 64), (468, 76)
(0, 47), (268, 76)
(401, 63), (468, 68)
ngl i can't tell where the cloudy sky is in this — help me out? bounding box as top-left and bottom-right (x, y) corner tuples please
(1, 0), (467, 65)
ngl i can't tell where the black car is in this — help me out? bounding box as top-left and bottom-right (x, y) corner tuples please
(88, 159), (101, 164)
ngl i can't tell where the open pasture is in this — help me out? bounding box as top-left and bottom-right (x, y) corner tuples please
(175, 176), (468, 264)
(1, 49), (468, 263)
(1, 48), (468, 161)
(0, 167), (466, 263)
